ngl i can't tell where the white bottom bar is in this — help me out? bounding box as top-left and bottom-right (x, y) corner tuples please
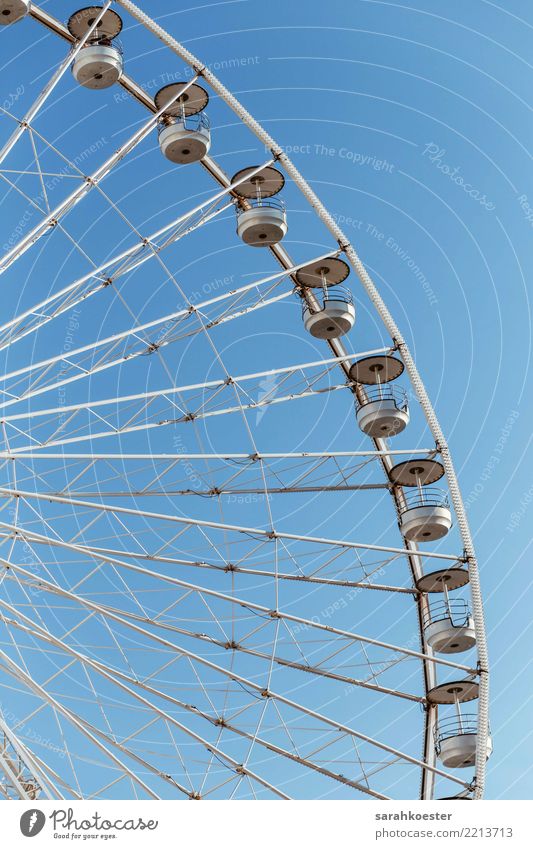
(1, 800), (529, 848)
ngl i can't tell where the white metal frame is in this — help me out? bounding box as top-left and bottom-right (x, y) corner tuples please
(0, 1), (488, 801)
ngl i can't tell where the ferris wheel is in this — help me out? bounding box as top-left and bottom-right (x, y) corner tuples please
(0, 1), (491, 801)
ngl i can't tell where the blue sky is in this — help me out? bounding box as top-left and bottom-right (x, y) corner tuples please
(0, 0), (531, 800)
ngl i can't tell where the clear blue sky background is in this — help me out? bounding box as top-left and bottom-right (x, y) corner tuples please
(0, 0), (531, 800)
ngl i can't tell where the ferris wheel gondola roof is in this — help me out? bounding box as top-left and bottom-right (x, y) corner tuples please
(67, 6), (123, 40)
(231, 165), (285, 199)
(295, 256), (351, 288)
(389, 458), (445, 487)
(416, 567), (470, 593)
(154, 82), (209, 117)
(349, 354), (404, 384)
(427, 680), (480, 705)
